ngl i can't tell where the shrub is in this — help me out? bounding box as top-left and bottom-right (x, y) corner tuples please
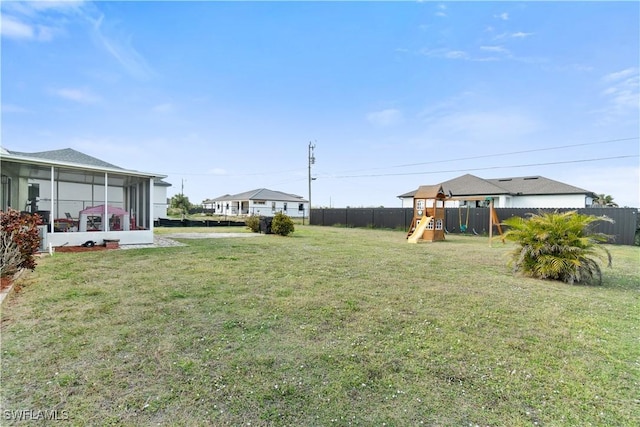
(167, 207), (185, 217)
(271, 212), (295, 236)
(1, 231), (22, 278)
(0, 209), (43, 275)
(502, 210), (613, 285)
(245, 216), (260, 233)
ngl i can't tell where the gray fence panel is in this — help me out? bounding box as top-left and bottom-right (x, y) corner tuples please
(373, 208), (407, 229)
(348, 209), (375, 228)
(491, 208), (638, 246)
(311, 207), (638, 245)
(313, 208), (348, 226)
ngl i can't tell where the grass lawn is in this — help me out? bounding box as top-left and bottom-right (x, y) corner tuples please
(1, 226), (638, 426)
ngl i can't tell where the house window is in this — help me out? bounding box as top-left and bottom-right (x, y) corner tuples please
(416, 200), (424, 210)
(272, 202), (276, 212)
(298, 203), (304, 211)
(254, 200), (266, 205)
(435, 219), (443, 230)
(283, 203), (287, 212)
(426, 218), (434, 230)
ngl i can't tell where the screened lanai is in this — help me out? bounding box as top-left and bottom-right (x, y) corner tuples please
(1, 148), (165, 247)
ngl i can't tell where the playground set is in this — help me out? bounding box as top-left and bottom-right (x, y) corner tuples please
(406, 185), (447, 243)
(406, 186), (504, 244)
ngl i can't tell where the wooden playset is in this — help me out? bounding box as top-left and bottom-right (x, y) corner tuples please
(406, 185), (446, 243)
(407, 187), (504, 244)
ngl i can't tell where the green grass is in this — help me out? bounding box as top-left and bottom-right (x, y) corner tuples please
(1, 226), (639, 426)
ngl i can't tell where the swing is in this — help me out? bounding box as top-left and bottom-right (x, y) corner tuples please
(458, 204), (470, 233)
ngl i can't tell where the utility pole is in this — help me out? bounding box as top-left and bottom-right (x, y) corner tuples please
(308, 141), (316, 224)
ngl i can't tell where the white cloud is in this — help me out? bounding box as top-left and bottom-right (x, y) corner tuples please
(596, 67), (640, 123)
(445, 50), (469, 60)
(420, 110), (541, 144)
(89, 14), (155, 80)
(0, 14), (55, 41)
(512, 31), (534, 38)
(152, 103), (175, 114)
(207, 168), (227, 176)
(603, 67), (638, 83)
(1, 104), (31, 113)
(1, 15), (34, 39)
(51, 87), (100, 104)
(0, 0), (85, 41)
(27, 1), (86, 13)
(366, 109), (403, 127)
(495, 12), (509, 21)
(495, 31), (534, 40)
(420, 47), (499, 62)
(3, 0), (154, 80)
(480, 45), (509, 54)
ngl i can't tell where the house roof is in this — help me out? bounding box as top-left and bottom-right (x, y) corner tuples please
(8, 148), (123, 170)
(485, 176), (592, 196)
(206, 188), (308, 203)
(414, 185), (445, 199)
(399, 174), (595, 198)
(3, 147), (168, 182)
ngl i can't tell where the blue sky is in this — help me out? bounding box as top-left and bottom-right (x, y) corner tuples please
(2, 1), (639, 208)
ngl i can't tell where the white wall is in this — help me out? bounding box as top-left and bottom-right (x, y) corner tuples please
(402, 194), (588, 209)
(507, 194), (587, 208)
(214, 199), (308, 218)
(249, 200), (308, 218)
(47, 229), (154, 248)
(154, 185), (168, 219)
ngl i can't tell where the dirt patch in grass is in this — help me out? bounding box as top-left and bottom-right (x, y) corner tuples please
(1, 275), (12, 292)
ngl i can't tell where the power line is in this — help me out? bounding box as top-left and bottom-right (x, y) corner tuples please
(326, 154), (639, 179)
(163, 167), (307, 177)
(336, 137), (639, 174)
(162, 136), (637, 178)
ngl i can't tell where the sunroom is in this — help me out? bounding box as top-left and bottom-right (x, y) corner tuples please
(0, 149), (165, 248)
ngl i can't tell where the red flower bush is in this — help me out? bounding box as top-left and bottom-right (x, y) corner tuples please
(0, 208), (43, 276)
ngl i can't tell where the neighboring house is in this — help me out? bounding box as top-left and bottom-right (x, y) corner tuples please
(0, 147), (171, 247)
(203, 188), (309, 218)
(398, 174), (597, 209)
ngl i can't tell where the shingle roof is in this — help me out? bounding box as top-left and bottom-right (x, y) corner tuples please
(8, 148), (123, 169)
(209, 188), (308, 203)
(399, 174), (594, 198)
(486, 176), (592, 196)
(4, 148), (169, 184)
(414, 185), (445, 199)
(440, 174), (507, 196)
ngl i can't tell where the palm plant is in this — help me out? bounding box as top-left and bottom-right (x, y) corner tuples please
(502, 211), (613, 285)
(594, 194), (618, 207)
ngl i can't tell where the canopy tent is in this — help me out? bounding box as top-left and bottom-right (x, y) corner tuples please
(79, 205), (130, 231)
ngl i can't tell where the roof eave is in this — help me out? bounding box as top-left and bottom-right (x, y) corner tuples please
(1, 152), (166, 179)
